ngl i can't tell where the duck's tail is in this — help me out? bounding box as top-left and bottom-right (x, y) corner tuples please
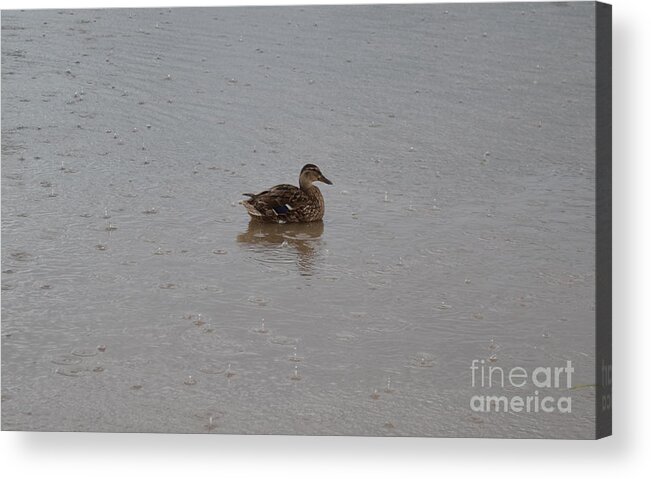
(240, 195), (263, 217)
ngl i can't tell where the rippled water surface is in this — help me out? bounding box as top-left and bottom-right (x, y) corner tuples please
(2, 4), (597, 437)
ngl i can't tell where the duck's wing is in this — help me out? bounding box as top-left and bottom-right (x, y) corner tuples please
(243, 184), (309, 219)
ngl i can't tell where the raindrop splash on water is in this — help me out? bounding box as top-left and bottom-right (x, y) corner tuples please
(489, 338), (501, 351)
(254, 318), (268, 333)
(289, 345), (302, 362)
(205, 415), (216, 432)
(385, 376), (393, 393)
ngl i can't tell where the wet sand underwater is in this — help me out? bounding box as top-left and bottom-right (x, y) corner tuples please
(2, 3), (597, 437)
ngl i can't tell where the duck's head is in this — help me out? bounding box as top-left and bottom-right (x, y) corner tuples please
(300, 164), (332, 186)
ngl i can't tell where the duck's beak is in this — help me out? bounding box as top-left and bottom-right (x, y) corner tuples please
(319, 174), (333, 185)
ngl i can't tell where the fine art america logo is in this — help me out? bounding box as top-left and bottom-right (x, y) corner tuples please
(469, 359), (574, 413)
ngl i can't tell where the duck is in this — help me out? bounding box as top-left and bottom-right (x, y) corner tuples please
(241, 164), (333, 223)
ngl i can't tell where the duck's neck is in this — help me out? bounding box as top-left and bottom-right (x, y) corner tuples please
(300, 177), (317, 193)
(299, 178), (325, 218)
(300, 179), (323, 203)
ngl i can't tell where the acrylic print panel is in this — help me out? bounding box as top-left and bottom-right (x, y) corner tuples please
(1, 2), (610, 438)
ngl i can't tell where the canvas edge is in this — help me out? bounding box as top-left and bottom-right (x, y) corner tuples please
(595, 0), (612, 440)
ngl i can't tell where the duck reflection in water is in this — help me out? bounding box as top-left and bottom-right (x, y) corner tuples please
(237, 220), (325, 275)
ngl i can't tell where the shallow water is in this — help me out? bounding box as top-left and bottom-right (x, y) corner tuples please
(2, 4), (596, 437)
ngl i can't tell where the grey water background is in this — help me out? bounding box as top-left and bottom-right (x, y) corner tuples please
(2, 3), (596, 437)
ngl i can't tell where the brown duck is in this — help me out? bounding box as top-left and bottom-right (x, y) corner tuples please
(241, 164), (333, 223)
